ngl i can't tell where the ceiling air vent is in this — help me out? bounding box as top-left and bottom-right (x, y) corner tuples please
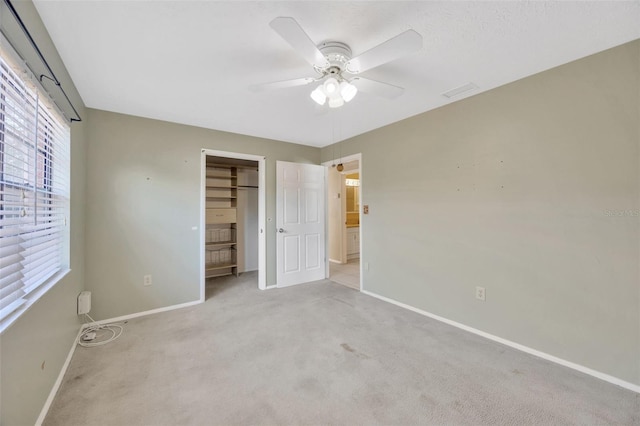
(442, 82), (478, 99)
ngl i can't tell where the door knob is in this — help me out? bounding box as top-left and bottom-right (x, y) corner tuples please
(278, 228), (285, 233)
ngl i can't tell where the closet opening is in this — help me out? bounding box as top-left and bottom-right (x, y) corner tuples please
(201, 150), (266, 300)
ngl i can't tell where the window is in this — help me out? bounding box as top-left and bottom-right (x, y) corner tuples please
(0, 46), (70, 324)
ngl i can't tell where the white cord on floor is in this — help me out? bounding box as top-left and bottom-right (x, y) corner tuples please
(78, 313), (124, 347)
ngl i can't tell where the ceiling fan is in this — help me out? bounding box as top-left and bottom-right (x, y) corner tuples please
(250, 17), (423, 108)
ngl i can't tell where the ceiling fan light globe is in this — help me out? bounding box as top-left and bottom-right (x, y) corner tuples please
(328, 97), (344, 108)
(310, 86), (326, 105)
(340, 81), (357, 102)
(324, 78), (339, 95)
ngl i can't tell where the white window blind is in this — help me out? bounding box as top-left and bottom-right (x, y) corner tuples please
(0, 47), (70, 322)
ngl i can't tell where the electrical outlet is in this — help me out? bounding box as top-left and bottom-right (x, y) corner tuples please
(144, 275), (152, 286)
(476, 286), (486, 301)
(364, 262), (370, 271)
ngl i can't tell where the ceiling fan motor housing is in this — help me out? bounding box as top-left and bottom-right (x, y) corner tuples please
(317, 41), (352, 76)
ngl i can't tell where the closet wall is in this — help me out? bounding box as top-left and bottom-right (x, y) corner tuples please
(237, 168), (259, 272)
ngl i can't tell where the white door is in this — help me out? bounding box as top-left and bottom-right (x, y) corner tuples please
(276, 161), (326, 287)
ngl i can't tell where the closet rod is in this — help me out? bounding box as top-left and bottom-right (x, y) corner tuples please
(206, 163), (258, 170)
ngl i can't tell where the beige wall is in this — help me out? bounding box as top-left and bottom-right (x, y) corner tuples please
(322, 40), (640, 385)
(0, 2), (87, 425)
(85, 109), (320, 320)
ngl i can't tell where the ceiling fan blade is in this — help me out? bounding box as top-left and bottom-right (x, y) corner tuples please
(270, 17), (330, 69)
(351, 77), (404, 99)
(249, 77), (316, 92)
(346, 30), (422, 74)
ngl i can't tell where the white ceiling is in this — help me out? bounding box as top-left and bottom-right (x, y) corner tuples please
(33, 1), (640, 147)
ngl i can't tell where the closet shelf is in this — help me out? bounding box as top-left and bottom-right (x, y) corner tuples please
(205, 263), (238, 271)
(205, 162), (238, 278)
(206, 241), (236, 248)
(206, 174), (237, 179)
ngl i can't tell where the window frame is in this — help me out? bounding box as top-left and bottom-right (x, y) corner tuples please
(0, 34), (71, 334)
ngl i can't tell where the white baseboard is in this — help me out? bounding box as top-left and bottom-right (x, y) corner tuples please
(329, 259), (343, 264)
(36, 298), (203, 424)
(93, 299), (202, 325)
(361, 289), (640, 394)
(35, 324), (84, 425)
(264, 285), (277, 290)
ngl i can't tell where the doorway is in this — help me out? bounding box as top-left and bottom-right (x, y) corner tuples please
(200, 149), (266, 301)
(323, 153), (362, 291)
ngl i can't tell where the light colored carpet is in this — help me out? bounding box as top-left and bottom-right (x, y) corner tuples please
(44, 272), (639, 425)
(330, 259), (360, 290)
